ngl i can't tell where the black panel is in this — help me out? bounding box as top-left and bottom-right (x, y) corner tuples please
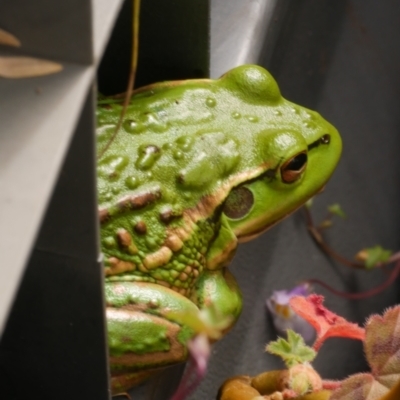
(0, 90), (110, 400)
(0, 251), (108, 399)
(97, 0), (210, 95)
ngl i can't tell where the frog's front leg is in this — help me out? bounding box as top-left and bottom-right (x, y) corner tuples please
(191, 268), (243, 335)
(106, 281), (199, 394)
(190, 213), (243, 333)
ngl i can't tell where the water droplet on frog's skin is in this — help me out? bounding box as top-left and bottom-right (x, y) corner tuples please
(305, 112), (315, 120)
(146, 171), (153, 179)
(205, 97), (216, 108)
(303, 120), (316, 129)
(112, 186), (120, 195)
(247, 116), (259, 123)
(176, 136), (194, 152)
(232, 112), (241, 119)
(125, 176), (140, 189)
(123, 119), (145, 134)
(273, 109), (282, 116)
(291, 107), (299, 114)
(162, 142), (172, 150)
(143, 113), (167, 133)
(173, 150), (184, 160)
(136, 145), (161, 170)
(98, 155), (129, 180)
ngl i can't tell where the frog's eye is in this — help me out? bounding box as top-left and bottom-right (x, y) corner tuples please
(281, 152), (307, 183)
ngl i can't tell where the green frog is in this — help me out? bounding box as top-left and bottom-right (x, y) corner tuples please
(96, 65), (342, 393)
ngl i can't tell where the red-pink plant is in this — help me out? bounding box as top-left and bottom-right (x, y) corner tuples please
(282, 295), (400, 400)
(289, 294), (365, 351)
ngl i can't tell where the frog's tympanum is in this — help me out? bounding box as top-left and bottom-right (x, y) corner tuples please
(96, 65), (342, 393)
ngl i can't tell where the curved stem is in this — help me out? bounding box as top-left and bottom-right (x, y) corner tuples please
(303, 207), (368, 270)
(304, 261), (400, 299)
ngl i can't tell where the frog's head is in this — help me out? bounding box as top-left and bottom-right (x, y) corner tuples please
(218, 65), (342, 242)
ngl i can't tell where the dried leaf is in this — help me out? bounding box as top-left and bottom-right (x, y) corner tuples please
(289, 295), (365, 350)
(0, 28), (21, 47)
(0, 56), (62, 78)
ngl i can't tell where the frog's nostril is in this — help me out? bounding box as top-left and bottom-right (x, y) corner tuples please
(320, 134), (331, 144)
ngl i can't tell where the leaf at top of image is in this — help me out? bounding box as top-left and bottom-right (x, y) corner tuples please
(0, 56), (63, 78)
(0, 28), (21, 47)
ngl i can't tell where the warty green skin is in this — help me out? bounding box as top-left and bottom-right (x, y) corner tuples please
(96, 65), (342, 393)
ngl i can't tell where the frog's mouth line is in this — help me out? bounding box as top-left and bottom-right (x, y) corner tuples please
(308, 133), (331, 151)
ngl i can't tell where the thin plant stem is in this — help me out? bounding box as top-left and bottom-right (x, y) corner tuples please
(303, 206), (400, 299)
(98, 0), (141, 159)
(304, 207), (371, 270)
(305, 261), (400, 299)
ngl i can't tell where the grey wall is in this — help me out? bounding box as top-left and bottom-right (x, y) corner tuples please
(191, 1), (400, 399)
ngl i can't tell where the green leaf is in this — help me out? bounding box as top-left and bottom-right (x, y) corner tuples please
(355, 245), (392, 269)
(327, 203), (346, 218)
(266, 330), (316, 368)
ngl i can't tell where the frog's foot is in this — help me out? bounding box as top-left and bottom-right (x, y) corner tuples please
(191, 268), (243, 335)
(106, 282), (200, 392)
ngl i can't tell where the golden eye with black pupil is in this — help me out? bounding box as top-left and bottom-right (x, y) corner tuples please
(281, 152), (307, 183)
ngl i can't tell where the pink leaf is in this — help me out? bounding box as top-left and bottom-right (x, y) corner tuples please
(329, 306), (400, 400)
(330, 373), (388, 400)
(364, 307), (400, 388)
(289, 295), (365, 350)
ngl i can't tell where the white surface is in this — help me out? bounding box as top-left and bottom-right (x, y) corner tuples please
(93, 0), (124, 62)
(0, 0), (123, 335)
(210, 0), (278, 77)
